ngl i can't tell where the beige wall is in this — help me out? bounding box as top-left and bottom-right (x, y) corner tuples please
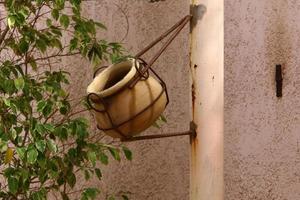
(71, 0), (300, 199)
(5, 0), (300, 198)
(1, 1), (190, 199)
(225, 0), (300, 199)
(74, 1), (191, 199)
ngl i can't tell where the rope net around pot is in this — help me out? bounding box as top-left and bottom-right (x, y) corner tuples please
(86, 15), (191, 139)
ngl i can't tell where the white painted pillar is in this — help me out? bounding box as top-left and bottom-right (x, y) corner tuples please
(190, 0), (224, 200)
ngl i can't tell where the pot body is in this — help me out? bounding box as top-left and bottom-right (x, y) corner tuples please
(87, 60), (167, 138)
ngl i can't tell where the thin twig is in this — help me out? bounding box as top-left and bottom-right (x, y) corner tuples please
(0, 25), (9, 45)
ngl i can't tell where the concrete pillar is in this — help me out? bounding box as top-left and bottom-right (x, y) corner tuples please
(190, 0), (224, 199)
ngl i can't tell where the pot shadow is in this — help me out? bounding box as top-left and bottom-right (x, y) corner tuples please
(128, 80), (155, 134)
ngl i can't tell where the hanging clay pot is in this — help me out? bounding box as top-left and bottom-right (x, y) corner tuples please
(87, 59), (168, 138)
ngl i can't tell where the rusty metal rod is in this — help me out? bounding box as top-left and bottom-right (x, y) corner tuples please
(121, 130), (195, 142)
(129, 15), (192, 87)
(135, 15), (192, 58)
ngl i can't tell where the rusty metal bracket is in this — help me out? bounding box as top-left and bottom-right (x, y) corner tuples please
(119, 16), (195, 142)
(89, 15), (194, 141)
(121, 122), (197, 142)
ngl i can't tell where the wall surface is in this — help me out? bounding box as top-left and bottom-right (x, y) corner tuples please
(68, 1), (191, 199)
(5, 0), (300, 198)
(74, 0), (300, 199)
(225, 0), (300, 199)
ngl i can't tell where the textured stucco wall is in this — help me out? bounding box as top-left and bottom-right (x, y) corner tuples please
(225, 0), (300, 199)
(69, 1), (191, 199)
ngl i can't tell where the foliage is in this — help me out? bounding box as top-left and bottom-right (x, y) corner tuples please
(0, 0), (131, 199)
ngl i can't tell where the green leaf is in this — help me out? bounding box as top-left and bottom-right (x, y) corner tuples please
(16, 147), (26, 159)
(46, 18), (52, 27)
(14, 77), (25, 90)
(3, 167), (14, 177)
(27, 147), (38, 164)
(59, 101), (70, 115)
(51, 38), (62, 49)
(50, 27), (62, 36)
(5, 0), (14, 8)
(55, 0), (66, 9)
(99, 152), (108, 165)
(108, 147), (120, 161)
(32, 190), (47, 200)
(7, 16), (15, 28)
(84, 170), (90, 180)
(122, 146), (132, 161)
(10, 128), (17, 140)
(3, 99), (11, 107)
(108, 196), (115, 200)
(59, 106), (68, 115)
(4, 147), (14, 164)
(47, 139), (58, 153)
(37, 155), (47, 169)
(36, 39), (47, 53)
(51, 9), (60, 20)
(66, 172), (76, 188)
(28, 56), (37, 71)
(87, 151), (96, 167)
(20, 168), (29, 184)
(81, 188), (99, 200)
(94, 168), (102, 180)
(37, 100), (47, 112)
(85, 20), (96, 34)
(55, 126), (68, 141)
(160, 114), (167, 123)
(8, 177), (18, 194)
(69, 38), (78, 52)
(35, 140), (46, 153)
(81, 195), (88, 200)
(60, 14), (70, 29)
(35, 123), (46, 134)
(3, 79), (15, 94)
(58, 89), (67, 97)
(57, 173), (65, 185)
(42, 102), (53, 117)
(95, 22), (107, 30)
(44, 124), (55, 132)
(19, 38), (29, 54)
(18, 8), (29, 19)
(121, 195), (129, 200)
(152, 121), (160, 128)
(70, 0), (81, 7)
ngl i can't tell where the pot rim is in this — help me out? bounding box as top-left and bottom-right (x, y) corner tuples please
(87, 58), (138, 98)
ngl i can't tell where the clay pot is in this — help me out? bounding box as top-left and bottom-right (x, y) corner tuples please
(87, 59), (167, 138)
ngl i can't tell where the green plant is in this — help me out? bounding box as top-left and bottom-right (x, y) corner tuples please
(0, 0), (131, 199)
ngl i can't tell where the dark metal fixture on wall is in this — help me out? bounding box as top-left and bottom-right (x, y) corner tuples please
(276, 64), (283, 97)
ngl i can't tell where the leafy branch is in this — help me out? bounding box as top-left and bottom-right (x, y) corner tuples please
(0, 0), (131, 200)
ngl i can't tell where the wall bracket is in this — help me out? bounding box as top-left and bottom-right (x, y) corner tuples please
(121, 122), (197, 142)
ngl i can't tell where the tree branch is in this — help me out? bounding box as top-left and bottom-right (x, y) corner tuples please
(0, 26), (9, 46)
